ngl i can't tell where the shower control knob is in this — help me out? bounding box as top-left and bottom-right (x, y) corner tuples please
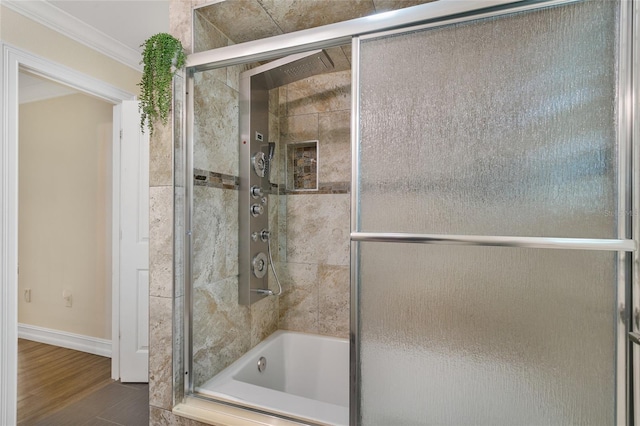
(252, 152), (267, 178)
(252, 252), (268, 279)
(251, 204), (264, 216)
(250, 185), (264, 198)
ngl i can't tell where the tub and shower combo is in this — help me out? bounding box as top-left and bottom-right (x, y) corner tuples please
(197, 331), (349, 426)
(176, 0), (636, 424)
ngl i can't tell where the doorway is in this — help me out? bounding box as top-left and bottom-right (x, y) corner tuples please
(18, 70), (113, 352)
(0, 44), (144, 425)
(17, 69), (114, 423)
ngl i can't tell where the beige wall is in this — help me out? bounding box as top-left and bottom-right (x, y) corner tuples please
(18, 94), (113, 339)
(0, 5), (141, 96)
(2, 3), (143, 341)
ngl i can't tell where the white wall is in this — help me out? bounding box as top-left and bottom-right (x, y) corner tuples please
(18, 93), (113, 339)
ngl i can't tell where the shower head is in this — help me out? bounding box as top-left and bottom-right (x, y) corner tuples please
(267, 142), (275, 162)
(266, 142), (276, 182)
(262, 49), (335, 90)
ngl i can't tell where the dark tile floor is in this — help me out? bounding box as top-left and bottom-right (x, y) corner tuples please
(32, 381), (149, 426)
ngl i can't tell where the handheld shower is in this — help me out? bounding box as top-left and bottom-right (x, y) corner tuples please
(253, 229), (283, 297)
(266, 142), (276, 183)
(268, 142), (275, 161)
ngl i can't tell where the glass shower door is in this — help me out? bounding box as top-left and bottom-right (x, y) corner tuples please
(353, 0), (633, 424)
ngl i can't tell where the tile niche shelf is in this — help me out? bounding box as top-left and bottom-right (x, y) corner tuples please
(286, 140), (318, 192)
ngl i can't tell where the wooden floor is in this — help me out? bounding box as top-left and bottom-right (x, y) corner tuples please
(17, 339), (113, 424)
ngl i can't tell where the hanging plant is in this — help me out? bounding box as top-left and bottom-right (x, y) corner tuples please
(138, 33), (186, 135)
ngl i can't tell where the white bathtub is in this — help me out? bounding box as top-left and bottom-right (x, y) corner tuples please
(196, 330), (349, 426)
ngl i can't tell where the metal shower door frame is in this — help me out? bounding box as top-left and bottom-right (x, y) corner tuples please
(181, 0), (638, 423)
(350, 1), (636, 425)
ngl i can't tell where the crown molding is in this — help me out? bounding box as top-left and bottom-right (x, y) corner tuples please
(2, 0), (142, 72)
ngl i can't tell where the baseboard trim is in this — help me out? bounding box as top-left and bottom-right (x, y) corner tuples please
(18, 323), (112, 358)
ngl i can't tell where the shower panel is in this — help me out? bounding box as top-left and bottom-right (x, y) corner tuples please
(238, 50), (334, 305)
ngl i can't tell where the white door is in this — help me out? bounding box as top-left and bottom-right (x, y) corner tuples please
(115, 101), (149, 382)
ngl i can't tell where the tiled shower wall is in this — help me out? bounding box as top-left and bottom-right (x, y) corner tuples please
(149, 2), (199, 422)
(189, 15), (279, 388)
(149, 3), (351, 422)
(277, 70), (351, 338)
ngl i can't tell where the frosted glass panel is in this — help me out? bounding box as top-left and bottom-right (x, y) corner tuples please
(359, 243), (617, 425)
(358, 0), (619, 238)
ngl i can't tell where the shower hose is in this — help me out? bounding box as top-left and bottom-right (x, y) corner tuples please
(262, 231), (283, 296)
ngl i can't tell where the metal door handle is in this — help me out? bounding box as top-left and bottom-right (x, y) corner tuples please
(629, 331), (640, 345)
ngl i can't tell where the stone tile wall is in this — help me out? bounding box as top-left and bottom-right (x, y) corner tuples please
(149, 2), (351, 422)
(277, 70), (352, 338)
(148, 1), (193, 423)
(148, 3), (252, 422)
(287, 142), (318, 190)
(189, 16), (280, 388)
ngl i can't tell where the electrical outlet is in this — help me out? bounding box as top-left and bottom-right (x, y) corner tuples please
(62, 289), (72, 308)
(24, 289), (31, 303)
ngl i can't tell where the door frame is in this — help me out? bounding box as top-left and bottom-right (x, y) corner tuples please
(0, 43), (135, 425)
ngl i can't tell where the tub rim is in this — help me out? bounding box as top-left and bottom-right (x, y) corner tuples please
(190, 330), (349, 426)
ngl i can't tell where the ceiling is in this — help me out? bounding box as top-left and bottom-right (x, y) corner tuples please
(19, 71), (78, 104)
(196, 0), (435, 45)
(8, 0), (168, 100)
(4, 0), (169, 71)
(194, 0), (435, 75)
(49, 0), (169, 54)
(12, 0), (434, 99)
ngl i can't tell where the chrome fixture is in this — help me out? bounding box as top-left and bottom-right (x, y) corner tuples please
(239, 49), (334, 305)
(257, 356), (267, 373)
(260, 50), (333, 90)
(250, 203), (264, 217)
(251, 253), (268, 279)
(250, 185), (264, 198)
(252, 151), (267, 177)
(260, 229), (283, 297)
(265, 142), (276, 182)
(249, 229), (283, 298)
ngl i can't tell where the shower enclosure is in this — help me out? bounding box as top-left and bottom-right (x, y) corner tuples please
(176, 0), (640, 424)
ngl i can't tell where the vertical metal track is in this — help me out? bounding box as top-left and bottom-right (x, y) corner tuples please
(171, 70), (182, 405)
(183, 68), (195, 397)
(618, 1), (634, 424)
(630, 0), (640, 424)
(349, 35), (362, 426)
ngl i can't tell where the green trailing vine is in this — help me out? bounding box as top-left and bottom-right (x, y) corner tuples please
(138, 33), (186, 135)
